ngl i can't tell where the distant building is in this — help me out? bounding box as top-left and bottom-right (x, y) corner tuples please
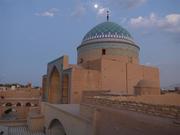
(161, 87), (180, 94)
(0, 87), (7, 91)
(175, 87), (180, 91)
(0, 87), (41, 121)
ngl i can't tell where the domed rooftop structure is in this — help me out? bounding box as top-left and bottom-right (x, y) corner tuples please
(82, 21), (133, 43)
(77, 20), (140, 64)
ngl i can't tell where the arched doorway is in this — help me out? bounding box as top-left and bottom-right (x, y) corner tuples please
(16, 102), (21, 107)
(5, 102), (12, 107)
(49, 67), (61, 103)
(4, 108), (12, 114)
(62, 74), (69, 104)
(26, 102), (31, 107)
(48, 119), (66, 135)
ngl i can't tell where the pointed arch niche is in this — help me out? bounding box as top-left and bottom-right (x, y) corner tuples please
(48, 119), (66, 135)
(62, 74), (69, 104)
(48, 66), (61, 103)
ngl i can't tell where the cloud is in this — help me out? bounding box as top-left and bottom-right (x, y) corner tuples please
(129, 13), (157, 28)
(71, 1), (109, 18)
(96, 7), (110, 16)
(70, 0), (146, 19)
(91, 2), (110, 17)
(120, 17), (128, 24)
(108, 0), (146, 9)
(158, 14), (180, 33)
(71, 1), (86, 17)
(126, 0), (146, 8)
(91, 0), (145, 17)
(35, 8), (59, 17)
(129, 13), (180, 33)
(97, 8), (107, 16)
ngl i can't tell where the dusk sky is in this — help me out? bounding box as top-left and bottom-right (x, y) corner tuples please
(0, 0), (180, 87)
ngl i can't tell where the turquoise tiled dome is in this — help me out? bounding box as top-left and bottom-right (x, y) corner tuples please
(82, 21), (133, 42)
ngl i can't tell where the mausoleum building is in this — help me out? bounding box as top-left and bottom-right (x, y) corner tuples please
(42, 20), (160, 104)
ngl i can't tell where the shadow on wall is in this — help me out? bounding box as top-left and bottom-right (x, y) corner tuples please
(1, 108), (17, 120)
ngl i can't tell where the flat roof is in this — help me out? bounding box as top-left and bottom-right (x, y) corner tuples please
(50, 104), (80, 116)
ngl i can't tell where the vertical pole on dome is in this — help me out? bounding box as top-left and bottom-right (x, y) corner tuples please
(107, 10), (109, 22)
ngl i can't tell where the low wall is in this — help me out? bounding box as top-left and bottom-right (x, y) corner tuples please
(0, 106), (41, 120)
(82, 91), (180, 105)
(93, 106), (180, 135)
(44, 103), (93, 135)
(81, 91), (180, 119)
(103, 94), (180, 106)
(83, 97), (180, 119)
(0, 119), (27, 126)
(27, 106), (44, 132)
(0, 89), (40, 98)
(27, 114), (44, 132)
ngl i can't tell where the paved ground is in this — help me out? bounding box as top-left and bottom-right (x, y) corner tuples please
(8, 126), (44, 135)
(0, 126), (8, 135)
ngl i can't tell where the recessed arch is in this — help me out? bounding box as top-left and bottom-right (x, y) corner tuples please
(62, 74), (69, 104)
(25, 102), (31, 107)
(49, 66), (61, 103)
(48, 119), (66, 135)
(16, 102), (21, 107)
(5, 102), (12, 107)
(4, 108), (12, 114)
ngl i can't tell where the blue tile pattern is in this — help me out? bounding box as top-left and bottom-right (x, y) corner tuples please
(83, 21), (132, 42)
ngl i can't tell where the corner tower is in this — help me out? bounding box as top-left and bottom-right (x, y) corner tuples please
(77, 21), (140, 65)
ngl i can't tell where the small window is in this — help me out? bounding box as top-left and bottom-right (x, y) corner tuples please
(102, 49), (106, 55)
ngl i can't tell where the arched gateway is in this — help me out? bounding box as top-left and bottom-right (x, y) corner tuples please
(48, 119), (66, 135)
(48, 66), (61, 103)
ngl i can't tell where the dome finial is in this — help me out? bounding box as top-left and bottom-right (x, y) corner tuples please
(107, 10), (109, 21)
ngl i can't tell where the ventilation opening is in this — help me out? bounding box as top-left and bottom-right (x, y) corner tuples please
(102, 49), (106, 55)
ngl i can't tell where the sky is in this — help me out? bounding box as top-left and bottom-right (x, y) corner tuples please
(0, 0), (180, 87)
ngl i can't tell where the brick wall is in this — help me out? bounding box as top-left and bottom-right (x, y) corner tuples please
(81, 91), (180, 119)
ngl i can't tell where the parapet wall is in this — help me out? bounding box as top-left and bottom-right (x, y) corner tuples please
(27, 107), (44, 132)
(0, 88), (41, 98)
(81, 91), (180, 119)
(0, 106), (41, 120)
